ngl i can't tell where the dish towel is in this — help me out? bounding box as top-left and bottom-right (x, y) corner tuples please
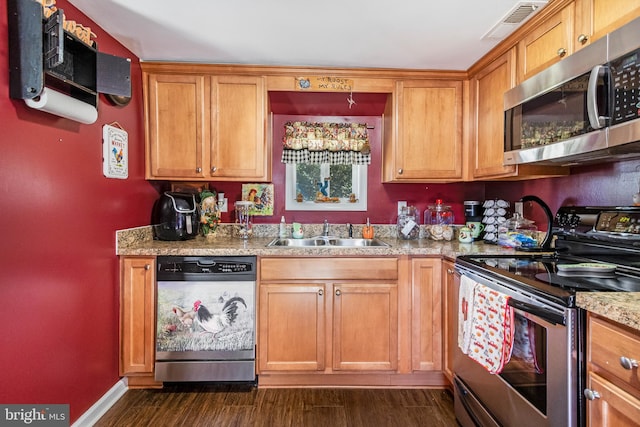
(467, 283), (515, 374)
(458, 275), (477, 354)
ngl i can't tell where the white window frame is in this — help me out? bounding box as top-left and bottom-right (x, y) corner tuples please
(285, 163), (367, 211)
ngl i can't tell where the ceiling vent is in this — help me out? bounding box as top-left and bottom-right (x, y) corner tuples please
(482, 1), (548, 40)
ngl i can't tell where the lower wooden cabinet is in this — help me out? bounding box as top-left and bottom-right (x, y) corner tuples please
(258, 258), (398, 375)
(411, 258), (443, 372)
(585, 313), (640, 426)
(119, 256), (161, 388)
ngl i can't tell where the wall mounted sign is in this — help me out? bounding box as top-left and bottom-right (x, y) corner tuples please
(102, 123), (128, 179)
(295, 76), (354, 92)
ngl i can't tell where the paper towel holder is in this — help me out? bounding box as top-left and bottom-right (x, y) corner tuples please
(7, 0), (131, 121)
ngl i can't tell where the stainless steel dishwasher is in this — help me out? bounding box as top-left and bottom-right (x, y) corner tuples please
(155, 256), (256, 383)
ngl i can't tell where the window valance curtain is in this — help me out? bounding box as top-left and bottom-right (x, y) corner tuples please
(281, 121), (371, 165)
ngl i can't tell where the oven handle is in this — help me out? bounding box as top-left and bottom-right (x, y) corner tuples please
(508, 298), (566, 325)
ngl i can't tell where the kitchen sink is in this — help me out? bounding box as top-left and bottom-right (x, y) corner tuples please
(266, 237), (390, 248)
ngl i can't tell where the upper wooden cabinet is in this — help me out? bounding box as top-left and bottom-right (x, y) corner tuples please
(468, 49), (568, 180)
(383, 79), (463, 183)
(517, 1), (576, 83)
(143, 67), (270, 181)
(575, 0), (640, 50)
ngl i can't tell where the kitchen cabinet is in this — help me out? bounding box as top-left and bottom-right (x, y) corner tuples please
(411, 258), (443, 373)
(382, 79), (463, 182)
(258, 257), (398, 379)
(119, 256), (161, 388)
(468, 49), (568, 180)
(575, 0), (640, 50)
(143, 65), (269, 181)
(441, 259), (458, 383)
(585, 313), (640, 426)
(517, 1), (576, 82)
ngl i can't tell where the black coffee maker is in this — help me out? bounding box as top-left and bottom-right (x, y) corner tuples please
(152, 192), (199, 240)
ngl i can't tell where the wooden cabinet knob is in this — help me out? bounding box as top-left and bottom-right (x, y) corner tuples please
(211, 166), (217, 173)
(335, 289), (341, 296)
(578, 34), (589, 45)
(398, 168), (403, 175)
(318, 289), (324, 296)
(195, 167), (202, 173)
(583, 388), (601, 400)
(144, 264), (151, 270)
(447, 268), (455, 274)
(620, 356), (638, 370)
(557, 48), (567, 57)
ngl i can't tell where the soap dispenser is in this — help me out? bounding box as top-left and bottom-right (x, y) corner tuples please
(279, 216), (287, 238)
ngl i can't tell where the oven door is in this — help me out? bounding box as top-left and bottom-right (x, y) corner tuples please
(454, 267), (582, 427)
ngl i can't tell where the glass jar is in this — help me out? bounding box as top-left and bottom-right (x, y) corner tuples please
(424, 199), (455, 225)
(234, 201), (254, 239)
(497, 202), (539, 248)
(397, 206), (420, 240)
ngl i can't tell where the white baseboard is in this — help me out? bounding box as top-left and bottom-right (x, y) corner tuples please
(72, 378), (128, 427)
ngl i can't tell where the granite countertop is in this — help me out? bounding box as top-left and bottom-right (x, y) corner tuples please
(116, 224), (640, 332)
(115, 224), (518, 258)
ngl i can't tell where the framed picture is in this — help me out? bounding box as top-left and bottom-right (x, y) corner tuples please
(242, 183), (274, 216)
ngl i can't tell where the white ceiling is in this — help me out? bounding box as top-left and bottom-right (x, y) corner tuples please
(68, 0), (548, 71)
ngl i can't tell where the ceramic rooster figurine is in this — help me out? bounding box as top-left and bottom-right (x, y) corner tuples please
(193, 297), (247, 336)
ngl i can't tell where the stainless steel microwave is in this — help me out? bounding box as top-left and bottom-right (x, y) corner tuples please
(504, 17), (640, 166)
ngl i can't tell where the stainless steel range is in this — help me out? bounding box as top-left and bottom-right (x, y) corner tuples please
(454, 206), (640, 427)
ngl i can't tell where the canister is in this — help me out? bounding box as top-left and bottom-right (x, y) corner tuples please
(234, 201), (254, 239)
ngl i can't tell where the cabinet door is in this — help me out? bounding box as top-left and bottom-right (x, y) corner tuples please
(120, 257), (156, 375)
(383, 80), (463, 182)
(411, 258), (443, 372)
(576, 0), (640, 50)
(517, 2), (575, 82)
(332, 283), (398, 371)
(441, 259), (458, 381)
(258, 283), (325, 372)
(146, 74), (209, 179)
(586, 373), (640, 426)
(210, 75), (269, 180)
(470, 49), (518, 179)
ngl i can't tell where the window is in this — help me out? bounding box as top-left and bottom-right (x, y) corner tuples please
(285, 163), (367, 211)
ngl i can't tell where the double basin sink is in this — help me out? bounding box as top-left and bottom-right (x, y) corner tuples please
(267, 236), (390, 248)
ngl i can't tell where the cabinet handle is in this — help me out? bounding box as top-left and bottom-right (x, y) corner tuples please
(447, 268), (455, 274)
(583, 388), (601, 401)
(144, 264), (151, 271)
(195, 167), (202, 173)
(557, 48), (567, 57)
(578, 34), (589, 45)
(211, 166), (217, 173)
(318, 289), (324, 296)
(335, 289), (341, 296)
(620, 356), (639, 370)
(398, 168), (403, 175)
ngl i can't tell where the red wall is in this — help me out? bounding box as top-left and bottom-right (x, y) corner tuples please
(0, 0), (159, 422)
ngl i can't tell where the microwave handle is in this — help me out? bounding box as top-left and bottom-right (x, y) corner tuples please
(587, 65), (607, 129)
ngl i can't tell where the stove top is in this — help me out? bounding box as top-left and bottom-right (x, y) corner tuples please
(456, 206), (640, 308)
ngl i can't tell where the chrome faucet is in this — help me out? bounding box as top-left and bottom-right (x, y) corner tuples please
(322, 220), (330, 237)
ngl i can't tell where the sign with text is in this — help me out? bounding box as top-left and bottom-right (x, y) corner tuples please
(295, 76), (354, 92)
(1, 405), (69, 426)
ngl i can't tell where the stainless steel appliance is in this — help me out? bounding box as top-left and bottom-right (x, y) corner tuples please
(454, 206), (640, 427)
(504, 17), (640, 166)
(152, 192), (200, 241)
(155, 256), (256, 383)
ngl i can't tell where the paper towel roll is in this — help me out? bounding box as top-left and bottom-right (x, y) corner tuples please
(25, 88), (98, 124)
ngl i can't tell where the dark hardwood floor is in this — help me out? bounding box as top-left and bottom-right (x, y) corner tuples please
(95, 384), (457, 426)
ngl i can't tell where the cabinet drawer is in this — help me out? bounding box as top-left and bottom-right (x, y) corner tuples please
(589, 315), (640, 392)
(260, 257), (398, 281)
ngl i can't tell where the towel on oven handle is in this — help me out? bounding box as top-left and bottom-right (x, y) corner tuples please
(458, 275), (477, 354)
(467, 283), (515, 374)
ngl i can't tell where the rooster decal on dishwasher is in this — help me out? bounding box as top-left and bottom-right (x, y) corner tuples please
(193, 297), (247, 336)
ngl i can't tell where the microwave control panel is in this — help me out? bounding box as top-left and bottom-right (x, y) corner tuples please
(610, 47), (640, 125)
